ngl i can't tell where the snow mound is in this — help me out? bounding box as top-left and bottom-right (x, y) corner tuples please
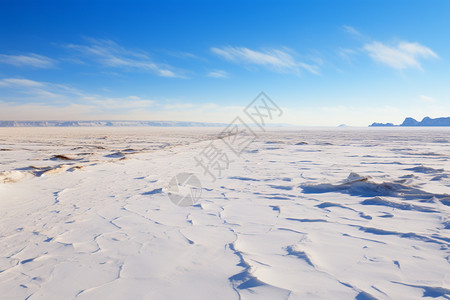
(0, 171), (33, 183)
(301, 173), (449, 200)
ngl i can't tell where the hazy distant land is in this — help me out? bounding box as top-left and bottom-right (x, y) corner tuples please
(370, 116), (450, 127)
(1, 117), (449, 128)
(0, 120), (227, 127)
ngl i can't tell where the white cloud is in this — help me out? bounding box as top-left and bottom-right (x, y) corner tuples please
(0, 76), (247, 122)
(0, 99), (245, 123)
(30, 89), (61, 98)
(0, 102), (96, 120)
(0, 77), (157, 115)
(419, 95), (435, 103)
(0, 78), (45, 87)
(363, 41), (438, 70)
(211, 46), (319, 74)
(91, 96), (156, 109)
(342, 25), (363, 38)
(337, 47), (359, 62)
(66, 38), (183, 78)
(0, 53), (55, 68)
(163, 103), (196, 110)
(0, 78), (84, 100)
(207, 70), (228, 78)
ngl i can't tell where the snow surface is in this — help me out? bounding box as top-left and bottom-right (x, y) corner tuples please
(0, 127), (449, 299)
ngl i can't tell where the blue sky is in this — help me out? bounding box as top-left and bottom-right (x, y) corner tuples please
(0, 0), (449, 126)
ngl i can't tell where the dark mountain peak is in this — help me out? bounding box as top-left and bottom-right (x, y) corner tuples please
(401, 117), (419, 126)
(370, 116), (450, 127)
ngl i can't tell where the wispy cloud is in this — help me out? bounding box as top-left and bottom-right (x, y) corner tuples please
(207, 70), (228, 78)
(342, 25), (363, 38)
(341, 26), (438, 71)
(163, 103), (196, 110)
(66, 38), (183, 78)
(0, 77), (88, 101)
(0, 78), (45, 87)
(363, 41), (438, 70)
(211, 46), (319, 74)
(0, 77), (244, 122)
(419, 95), (436, 103)
(90, 96), (156, 109)
(0, 100), (246, 123)
(337, 47), (359, 62)
(0, 53), (55, 68)
(1, 75), (163, 111)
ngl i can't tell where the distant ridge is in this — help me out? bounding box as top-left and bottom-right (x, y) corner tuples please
(0, 121), (296, 128)
(370, 116), (450, 127)
(0, 120), (228, 127)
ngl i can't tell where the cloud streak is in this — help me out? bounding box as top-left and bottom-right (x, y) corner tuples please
(0, 78), (45, 87)
(0, 75), (168, 115)
(0, 77), (160, 111)
(0, 76), (250, 122)
(419, 95), (435, 103)
(0, 78), (83, 100)
(342, 25), (364, 38)
(90, 96), (156, 109)
(66, 38), (183, 78)
(0, 54), (55, 68)
(207, 70), (228, 78)
(363, 41), (438, 70)
(211, 46), (319, 74)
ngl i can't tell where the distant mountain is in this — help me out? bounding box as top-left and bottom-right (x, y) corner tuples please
(369, 122), (395, 127)
(370, 116), (450, 127)
(0, 120), (228, 127)
(400, 117), (420, 126)
(405, 116), (450, 126)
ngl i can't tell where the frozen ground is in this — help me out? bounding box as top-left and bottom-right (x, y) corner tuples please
(0, 127), (449, 299)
